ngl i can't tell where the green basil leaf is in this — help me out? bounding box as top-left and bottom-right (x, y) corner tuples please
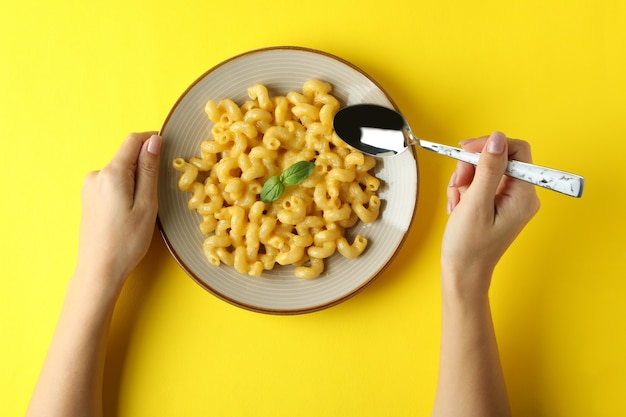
(260, 176), (284, 203)
(280, 160), (315, 186)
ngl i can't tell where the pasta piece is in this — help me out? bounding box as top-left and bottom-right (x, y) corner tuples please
(295, 257), (325, 279)
(337, 235), (368, 259)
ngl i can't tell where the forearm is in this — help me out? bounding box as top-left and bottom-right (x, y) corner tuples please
(432, 134), (537, 416)
(27, 132), (161, 417)
(432, 273), (511, 417)
(26, 270), (121, 417)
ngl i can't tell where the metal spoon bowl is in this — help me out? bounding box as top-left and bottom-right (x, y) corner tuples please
(333, 104), (584, 198)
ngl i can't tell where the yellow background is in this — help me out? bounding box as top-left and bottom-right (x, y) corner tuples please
(2, 0), (625, 415)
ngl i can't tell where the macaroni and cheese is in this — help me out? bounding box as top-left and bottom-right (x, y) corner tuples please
(173, 80), (381, 278)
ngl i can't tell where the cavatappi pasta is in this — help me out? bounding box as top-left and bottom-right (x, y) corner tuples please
(173, 80), (381, 279)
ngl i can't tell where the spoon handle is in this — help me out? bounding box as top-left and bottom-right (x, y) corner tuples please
(418, 140), (584, 198)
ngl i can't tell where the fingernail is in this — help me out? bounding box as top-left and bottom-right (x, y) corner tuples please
(446, 200), (454, 215)
(486, 131), (505, 154)
(448, 171), (457, 187)
(147, 135), (162, 155)
(459, 138), (474, 147)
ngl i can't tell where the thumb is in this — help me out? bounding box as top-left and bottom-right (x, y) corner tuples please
(134, 134), (162, 209)
(466, 131), (508, 205)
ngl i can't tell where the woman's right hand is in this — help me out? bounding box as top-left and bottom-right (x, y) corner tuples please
(441, 131), (540, 300)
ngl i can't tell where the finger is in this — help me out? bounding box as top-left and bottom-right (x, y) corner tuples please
(453, 158), (476, 190)
(446, 170), (461, 214)
(459, 136), (488, 153)
(110, 132), (157, 169)
(451, 137), (488, 189)
(494, 138), (540, 219)
(134, 134), (162, 211)
(446, 147), (478, 213)
(504, 137), (533, 164)
(493, 138), (535, 196)
(465, 131), (509, 206)
(463, 135), (533, 164)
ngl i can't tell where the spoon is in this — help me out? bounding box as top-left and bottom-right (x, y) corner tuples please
(333, 104), (584, 198)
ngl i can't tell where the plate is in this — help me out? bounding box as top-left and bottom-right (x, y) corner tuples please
(157, 46), (418, 314)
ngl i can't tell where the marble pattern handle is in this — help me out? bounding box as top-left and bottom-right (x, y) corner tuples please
(418, 140), (584, 198)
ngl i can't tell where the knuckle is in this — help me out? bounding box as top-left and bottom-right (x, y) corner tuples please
(518, 140), (532, 155)
(127, 131), (144, 141)
(518, 194), (540, 222)
(139, 157), (158, 177)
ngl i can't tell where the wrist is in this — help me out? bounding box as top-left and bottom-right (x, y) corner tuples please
(70, 261), (127, 306)
(440, 264), (493, 307)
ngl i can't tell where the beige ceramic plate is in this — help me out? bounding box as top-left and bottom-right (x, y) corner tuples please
(158, 46), (418, 314)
